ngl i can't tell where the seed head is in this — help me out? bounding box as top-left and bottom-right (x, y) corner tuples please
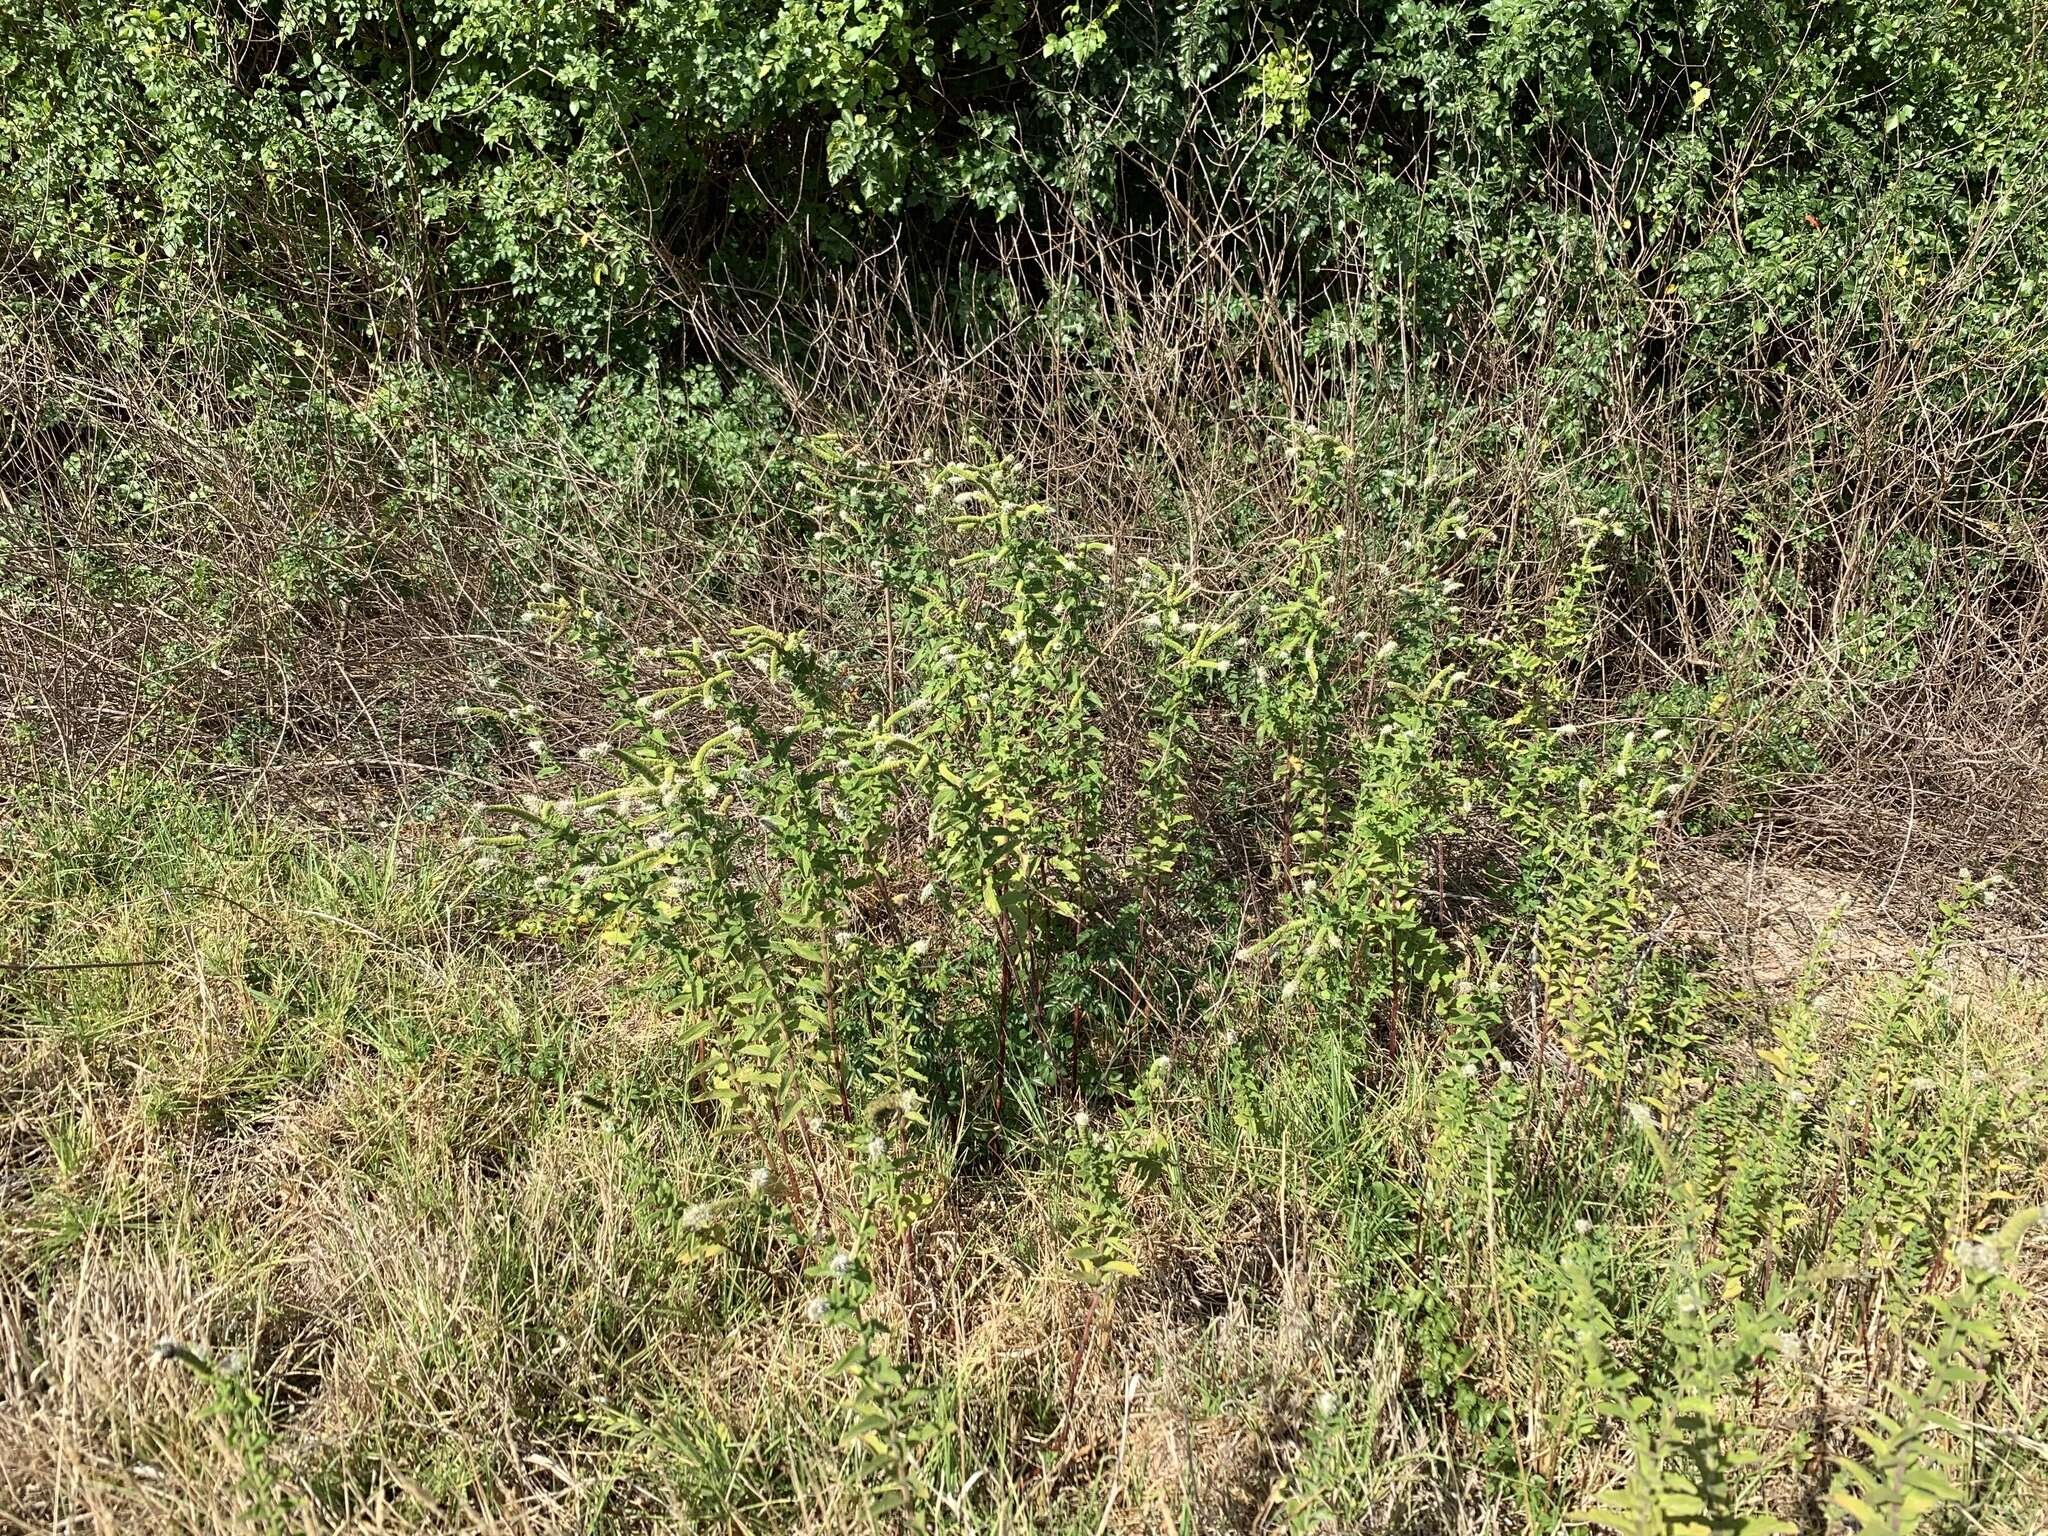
(1954, 1239), (2002, 1278)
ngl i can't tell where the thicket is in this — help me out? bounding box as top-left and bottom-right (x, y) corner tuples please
(8, 0), (2048, 359)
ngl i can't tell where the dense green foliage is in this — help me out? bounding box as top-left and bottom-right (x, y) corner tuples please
(7, 0), (2047, 364)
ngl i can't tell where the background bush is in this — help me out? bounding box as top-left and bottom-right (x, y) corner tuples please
(8, 0), (2047, 366)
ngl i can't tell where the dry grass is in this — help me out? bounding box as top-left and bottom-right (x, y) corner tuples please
(4, 775), (2045, 1532)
